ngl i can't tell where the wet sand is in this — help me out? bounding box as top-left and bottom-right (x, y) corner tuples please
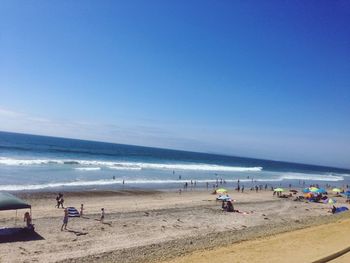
(0, 189), (349, 263)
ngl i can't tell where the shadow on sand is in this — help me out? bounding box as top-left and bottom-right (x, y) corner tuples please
(0, 228), (44, 243)
(67, 229), (88, 236)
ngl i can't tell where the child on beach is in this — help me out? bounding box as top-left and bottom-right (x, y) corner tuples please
(61, 208), (68, 231)
(24, 212), (34, 230)
(100, 208), (105, 223)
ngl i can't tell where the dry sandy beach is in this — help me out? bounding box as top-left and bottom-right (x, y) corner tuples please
(0, 189), (349, 263)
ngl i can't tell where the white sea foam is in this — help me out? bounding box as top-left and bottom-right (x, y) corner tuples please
(0, 171), (345, 191)
(108, 166), (142, 170)
(278, 172), (344, 182)
(0, 157), (262, 172)
(75, 167), (101, 171)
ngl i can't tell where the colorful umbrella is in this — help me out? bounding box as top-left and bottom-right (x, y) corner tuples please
(302, 188), (310, 193)
(216, 188), (228, 194)
(309, 187), (319, 192)
(332, 188), (341, 193)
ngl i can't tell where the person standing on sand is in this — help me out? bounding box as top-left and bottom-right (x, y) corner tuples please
(61, 208), (68, 231)
(80, 204), (84, 217)
(100, 208), (105, 223)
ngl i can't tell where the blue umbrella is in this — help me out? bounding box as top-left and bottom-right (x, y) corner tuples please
(302, 188), (310, 193)
(343, 191), (350, 197)
(315, 188), (327, 194)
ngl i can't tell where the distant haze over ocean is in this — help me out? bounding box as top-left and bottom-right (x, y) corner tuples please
(0, 131), (349, 191)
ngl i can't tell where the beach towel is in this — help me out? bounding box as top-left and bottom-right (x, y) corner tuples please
(67, 207), (80, 217)
(334, 207), (349, 214)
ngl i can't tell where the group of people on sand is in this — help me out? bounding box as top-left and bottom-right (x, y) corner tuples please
(221, 200), (234, 212)
(59, 199), (106, 231)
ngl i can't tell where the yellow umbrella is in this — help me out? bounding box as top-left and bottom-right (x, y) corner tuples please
(274, 188), (284, 192)
(309, 187), (319, 192)
(216, 188), (227, 194)
(332, 188), (341, 193)
(328, 198), (336, 204)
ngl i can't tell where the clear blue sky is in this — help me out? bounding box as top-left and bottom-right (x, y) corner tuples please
(0, 0), (349, 168)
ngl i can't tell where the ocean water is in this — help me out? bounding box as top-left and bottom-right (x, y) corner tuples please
(0, 131), (349, 192)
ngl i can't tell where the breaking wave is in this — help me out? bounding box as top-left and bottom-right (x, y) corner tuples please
(0, 157), (262, 172)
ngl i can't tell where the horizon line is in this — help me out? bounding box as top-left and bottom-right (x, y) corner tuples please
(1, 130), (349, 171)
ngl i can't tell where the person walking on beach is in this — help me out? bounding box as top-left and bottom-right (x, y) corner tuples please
(61, 208), (68, 231)
(55, 195), (60, 208)
(55, 193), (63, 208)
(59, 197), (65, 208)
(100, 208), (105, 223)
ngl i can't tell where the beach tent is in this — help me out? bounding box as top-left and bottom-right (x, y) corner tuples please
(0, 192), (31, 211)
(0, 192), (31, 227)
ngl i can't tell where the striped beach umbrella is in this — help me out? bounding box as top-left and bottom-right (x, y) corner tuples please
(67, 207), (80, 217)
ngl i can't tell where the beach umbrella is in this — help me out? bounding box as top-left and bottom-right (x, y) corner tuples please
(217, 195), (231, 201)
(216, 188), (228, 194)
(309, 187), (319, 192)
(328, 199), (336, 204)
(332, 188), (341, 193)
(274, 188), (284, 192)
(315, 188), (326, 194)
(302, 188), (310, 193)
(67, 207), (80, 217)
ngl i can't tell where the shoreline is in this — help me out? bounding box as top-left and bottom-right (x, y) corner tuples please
(0, 189), (349, 262)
